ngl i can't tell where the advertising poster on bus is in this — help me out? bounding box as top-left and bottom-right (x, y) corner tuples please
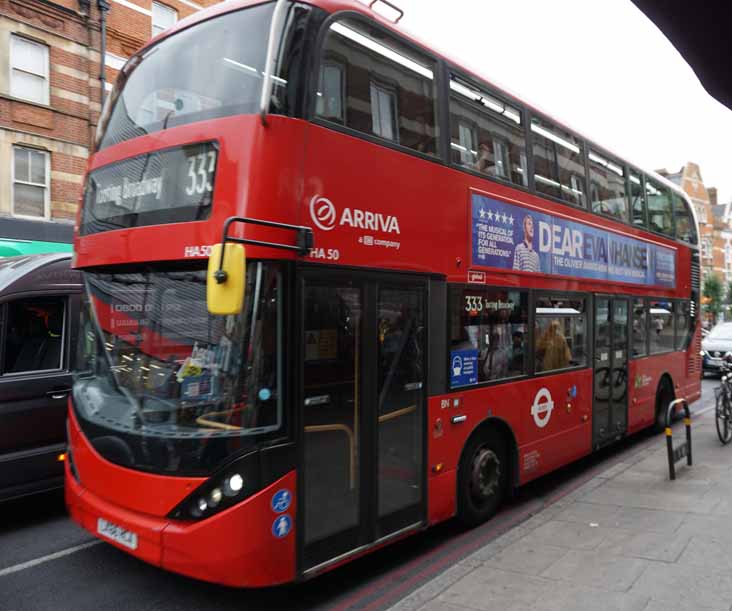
(470, 193), (676, 288)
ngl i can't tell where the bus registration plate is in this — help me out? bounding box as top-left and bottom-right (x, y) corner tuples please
(97, 518), (138, 550)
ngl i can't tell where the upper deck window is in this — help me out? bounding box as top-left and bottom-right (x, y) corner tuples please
(646, 178), (673, 237)
(672, 192), (697, 244)
(630, 170), (646, 228)
(448, 77), (527, 187)
(98, 3), (297, 149)
(531, 117), (586, 207)
(589, 150), (627, 222)
(316, 19), (439, 156)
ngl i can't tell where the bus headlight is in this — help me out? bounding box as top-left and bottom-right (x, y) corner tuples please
(168, 452), (261, 521)
(224, 474), (243, 496)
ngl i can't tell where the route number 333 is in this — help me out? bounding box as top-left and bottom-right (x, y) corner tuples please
(464, 296), (484, 312)
(185, 151), (216, 196)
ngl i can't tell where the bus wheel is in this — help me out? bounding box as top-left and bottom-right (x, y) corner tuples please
(457, 429), (507, 527)
(653, 378), (674, 433)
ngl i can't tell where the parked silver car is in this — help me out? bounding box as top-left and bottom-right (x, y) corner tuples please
(702, 322), (732, 376)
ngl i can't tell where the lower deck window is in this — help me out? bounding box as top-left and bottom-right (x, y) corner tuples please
(535, 296), (587, 373)
(649, 301), (675, 353)
(449, 287), (528, 387)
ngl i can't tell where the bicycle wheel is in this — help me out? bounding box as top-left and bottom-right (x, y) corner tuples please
(716, 390), (732, 444)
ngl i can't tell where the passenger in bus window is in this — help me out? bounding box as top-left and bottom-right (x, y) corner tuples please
(475, 143), (493, 174)
(509, 330), (525, 373)
(536, 319), (571, 372)
(513, 214), (540, 273)
(482, 330), (510, 380)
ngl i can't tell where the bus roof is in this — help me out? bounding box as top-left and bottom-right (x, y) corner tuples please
(139, 0), (691, 208)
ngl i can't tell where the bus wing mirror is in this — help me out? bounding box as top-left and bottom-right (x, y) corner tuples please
(207, 243), (245, 315)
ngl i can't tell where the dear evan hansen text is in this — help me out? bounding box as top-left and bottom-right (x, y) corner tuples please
(471, 193), (675, 288)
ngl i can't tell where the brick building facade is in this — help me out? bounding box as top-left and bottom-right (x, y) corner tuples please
(658, 162), (725, 279)
(0, 0), (217, 252)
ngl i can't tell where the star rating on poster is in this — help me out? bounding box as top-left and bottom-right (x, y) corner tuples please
(478, 206), (514, 226)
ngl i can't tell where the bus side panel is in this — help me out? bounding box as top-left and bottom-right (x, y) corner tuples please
(627, 352), (688, 435)
(162, 472), (297, 588)
(627, 358), (657, 432)
(427, 369), (593, 510)
(513, 369), (593, 484)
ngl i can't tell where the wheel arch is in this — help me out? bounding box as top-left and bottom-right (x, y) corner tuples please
(654, 372), (676, 429)
(457, 416), (520, 492)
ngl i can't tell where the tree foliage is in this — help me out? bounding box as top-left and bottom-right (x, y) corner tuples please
(704, 274), (724, 318)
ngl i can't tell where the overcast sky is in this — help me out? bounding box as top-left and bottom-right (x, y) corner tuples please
(365, 0), (732, 203)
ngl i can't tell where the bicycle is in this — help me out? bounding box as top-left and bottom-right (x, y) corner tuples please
(715, 361), (732, 444)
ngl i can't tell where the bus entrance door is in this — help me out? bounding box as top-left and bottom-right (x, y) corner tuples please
(299, 273), (425, 574)
(593, 297), (630, 448)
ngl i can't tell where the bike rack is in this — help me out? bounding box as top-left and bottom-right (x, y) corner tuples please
(665, 398), (692, 480)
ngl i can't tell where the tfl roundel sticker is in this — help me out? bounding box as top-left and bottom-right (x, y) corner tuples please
(271, 489), (292, 514)
(531, 387), (554, 428)
(272, 514), (292, 539)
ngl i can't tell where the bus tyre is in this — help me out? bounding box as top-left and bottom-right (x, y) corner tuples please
(457, 429), (507, 527)
(653, 379), (674, 433)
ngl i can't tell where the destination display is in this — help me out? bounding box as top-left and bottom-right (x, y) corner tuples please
(81, 141), (217, 235)
(471, 193), (676, 288)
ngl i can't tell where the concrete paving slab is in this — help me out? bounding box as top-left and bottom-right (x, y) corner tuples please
(677, 534), (732, 570)
(629, 562), (732, 609)
(482, 541), (569, 576)
(597, 528), (691, 563)
(539, 549), (649, 592)
(642, 599), (730, 611)
(551, 500), (622, 525)
(523, 520), (612, 550)
(525, 583), (650, 611)
(435, 568), (555, 611)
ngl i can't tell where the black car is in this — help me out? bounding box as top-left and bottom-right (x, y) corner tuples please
(0, 254), (82, 501)
(702, 323), (732, 376)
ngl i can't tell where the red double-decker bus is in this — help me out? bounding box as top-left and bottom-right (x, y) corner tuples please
(66, 0), (701, 587)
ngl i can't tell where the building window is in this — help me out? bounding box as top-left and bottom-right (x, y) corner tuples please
(12, 146), (49, 219)
(10, 35), (49, 105)
(702, 238), (713, 260)
(152, 2), (177, 37)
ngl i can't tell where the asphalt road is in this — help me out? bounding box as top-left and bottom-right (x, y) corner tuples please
(0, 379), (718, 611)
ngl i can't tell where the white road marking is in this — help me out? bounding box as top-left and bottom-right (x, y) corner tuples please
(0, 540), (101, 578)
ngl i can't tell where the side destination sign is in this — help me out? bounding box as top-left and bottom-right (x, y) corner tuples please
(471, 193), (676, 288)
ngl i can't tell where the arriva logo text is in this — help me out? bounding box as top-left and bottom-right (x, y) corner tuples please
(309, 195), (400, 234)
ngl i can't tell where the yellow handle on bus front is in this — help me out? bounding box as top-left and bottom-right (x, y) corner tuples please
(207, 243), (246, 315)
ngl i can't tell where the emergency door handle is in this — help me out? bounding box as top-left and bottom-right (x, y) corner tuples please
(305, 395), (330, 407)
(48, 389), (71, 400)
(451, 415), (467, 424)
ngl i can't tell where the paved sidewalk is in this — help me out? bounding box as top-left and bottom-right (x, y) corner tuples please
(391, 405), (732, 611)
